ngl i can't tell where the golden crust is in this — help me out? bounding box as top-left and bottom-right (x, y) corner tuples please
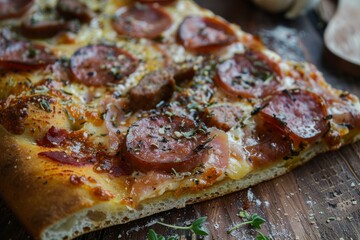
(0, 127), (96, 238)
(1, 124), (360, 239)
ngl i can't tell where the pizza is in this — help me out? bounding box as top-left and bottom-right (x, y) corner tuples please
(0, 0), (359, 239)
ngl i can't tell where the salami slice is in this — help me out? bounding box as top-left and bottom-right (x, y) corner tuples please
(215, 51), (281, 98)
(201, 104), (243, 131)
(112, 4), (172, 39)
(123, 115), (214, 172)
(246, 119), (292, 167)
(56, 0), (95, 23)
(129, 70), (175, 111)
(177, 16), (237, 53)
(257, 89), (328, 145)
(0, 41), (57, 70)
(0, 0), (34, 20)
(69, 45), (138, 86)
(20, 14), (78, 39)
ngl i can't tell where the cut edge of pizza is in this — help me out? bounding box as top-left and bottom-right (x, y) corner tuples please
(0, 0), (360, 240)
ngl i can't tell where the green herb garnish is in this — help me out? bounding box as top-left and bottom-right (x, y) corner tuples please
(256, 231), (270, 240)
(148, 217), (209, 236)
(227, 210), (266, 234)
(147, 229), (178, 240)
(39, 99), (52, 113)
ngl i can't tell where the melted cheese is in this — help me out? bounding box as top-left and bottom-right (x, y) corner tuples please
(0, 0), (359, 208)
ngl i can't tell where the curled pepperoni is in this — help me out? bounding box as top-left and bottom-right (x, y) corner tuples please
(215, 51), (282, 98)
(70, 45), (138, 86)
(112, 4), (172, 39)
(177, 16), (237, 53)
(0, 41), (57, 70)
(123, 115), (213, 173)
(0, 0), (34, 20)
(257, 89), (328, 146)
(56, 0), (95, 23)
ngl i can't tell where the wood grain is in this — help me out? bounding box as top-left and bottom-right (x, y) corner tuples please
(1, 1), (359, 239)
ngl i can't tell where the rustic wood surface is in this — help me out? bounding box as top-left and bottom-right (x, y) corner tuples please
(1, 0), (359, 239)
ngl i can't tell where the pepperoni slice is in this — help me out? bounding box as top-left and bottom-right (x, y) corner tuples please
(201, 104), (243, 131)
(0, 41), (57, 70)
(257, 89), (328, 146)
(0, 0), (34, 20)
(215, 51), (282, 98)
(112, 4), (172, 39)
(123, 115), (213, 173)
(56, 0), (95, 23)
(20, 14), (78, 39)
(36, 126), (68, 147)
(38, 151), (93, 166)
(69, 45), (138, 86)
(245, 119), (292, 168)
(177, 16), (237, 53)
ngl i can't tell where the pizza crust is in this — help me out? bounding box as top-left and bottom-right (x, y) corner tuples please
(2, 124), (358, 240)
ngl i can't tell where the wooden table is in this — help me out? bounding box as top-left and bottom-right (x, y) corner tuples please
(1, 1), (359, 239)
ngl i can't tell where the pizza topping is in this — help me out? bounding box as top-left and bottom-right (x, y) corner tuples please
(103, 99), (129, 153)
(202, 128), (229, 171)
(0, 0), (34, 20)
(215, 51), (281, 98)
(171, 61), (196, 83)
(177, 16), (237, 53)
(20, 12), (79, 39)
(200, 104), (243, 131)
(70, 45), (138, 86)
(329, 101), (360, 130)
(0, 41), (57, 70)
(245, 118), (292, 167)
(129, 70), (175, 111)
(36, 126), (68, 147)
(0, 100), (28, 134)
(38, 151), (94, 166)
(0, 95), (55, 134)
(112, 4), (172, 39)
(56, 0), (95, 23)
(123, 115), (212, 173)
(257, 89), (328, 146)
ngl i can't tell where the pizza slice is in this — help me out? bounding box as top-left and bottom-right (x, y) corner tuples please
(0, 0), (359, 239)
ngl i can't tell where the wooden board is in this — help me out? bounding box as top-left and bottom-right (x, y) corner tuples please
(1, 1), (359, 239)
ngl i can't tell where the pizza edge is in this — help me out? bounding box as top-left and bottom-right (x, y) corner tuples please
(1, 124), (359, 240)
